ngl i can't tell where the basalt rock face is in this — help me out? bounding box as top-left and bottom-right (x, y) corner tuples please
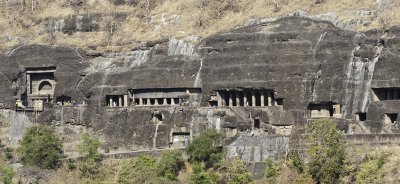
(0, 45), (90, 107)
(199, 17), (351, 119)
(0, 17), (400, 157)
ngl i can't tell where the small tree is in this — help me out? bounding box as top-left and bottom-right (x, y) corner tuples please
(288, 151), (304, 173)
(156, 150), (185, 181)
(77, 133), (101, 178)
(187, 130), (223, 166)
(355, 151), (390, 184)
(306, 118), (345, 184)
(0, 166), (14, 184)
(118, 155), (158, 184)
(17, 125), (63, 169)
(262, 159), (284, 184)
(214, 158), (252, 184)
(189, 162), (219, 184)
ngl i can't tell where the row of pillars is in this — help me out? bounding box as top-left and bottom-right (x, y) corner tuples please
(386, 88), (400, 100)
(108, 95), (128, 107)
(217, 91), (273, 107)
(136, 98), (180, 106)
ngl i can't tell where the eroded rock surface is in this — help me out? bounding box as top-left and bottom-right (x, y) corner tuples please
(0, 17), (400, 162)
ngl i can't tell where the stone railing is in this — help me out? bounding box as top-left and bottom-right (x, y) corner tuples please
(346, 134), (400, 145)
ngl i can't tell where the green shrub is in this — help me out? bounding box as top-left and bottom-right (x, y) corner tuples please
(0, 165), (14, 184)
(355, 151), (390, 184)
(156, 150), (185, 181)
(77, 133), (101, 178)
(118, 155), (158, 184)
(295, 173), (316, 184)
(17, 125), (63, 169)
(78, 133), (101, 161)
(3, 148), (13, 160)
(189, 162), (219, 184)
(264, 159), (279, 178)
(214, 158), (252, 184)
(187, 130), (222, 166)
(306, 118), (345, 184)
(288, 151), (304, 173)
(66, 158), (77, 171)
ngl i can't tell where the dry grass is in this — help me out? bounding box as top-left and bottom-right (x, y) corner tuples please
(0, 0), (399, 52)
(47, 158), (125, 184)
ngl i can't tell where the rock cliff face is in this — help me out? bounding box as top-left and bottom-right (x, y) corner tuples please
(0, 17), (400, 161)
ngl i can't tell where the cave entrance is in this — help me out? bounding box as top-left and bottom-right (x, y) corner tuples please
(152, 111), (163, 121)
(171, 132), (190, 147)
(384, 113), (398, 124)
(356, 113), (367, 121)
(56, 95), (72, 105)
(254, 119), (260, 129)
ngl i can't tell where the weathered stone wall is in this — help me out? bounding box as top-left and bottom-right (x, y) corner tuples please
(0, 17), (400, 161)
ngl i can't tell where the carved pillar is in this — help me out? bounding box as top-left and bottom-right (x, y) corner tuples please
(236, 91), (240, 106)
(260, 92), (265, 107)
(163, 98), (168, 105)
(171, 98), (176, 105)
(243, 92), (248, 106)
(388, 89), (392, 100)
(229, 92), (233, 107)
(119, 97), (122, 107)
(217, 92), (222, 107)
(27, 74), (31, 95)
(109, 98), (112, 107)
(268, 91), (272, 106)
(252, 92), (256, 107)
(123, 95), (128, 107)
(154, 99), (159, 106)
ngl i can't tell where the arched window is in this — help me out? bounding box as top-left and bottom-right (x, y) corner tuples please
(38, 81), (53, 93)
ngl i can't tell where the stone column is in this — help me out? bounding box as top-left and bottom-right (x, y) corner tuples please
(229, 92), (233, 107)
(221, 93), (226, 106)
(260, 92), (265, 107)
(217, 92), (222, 107)
(243, 92), (248, 106)
(109, 98), (112, 107)
(252, 92), (256, 107)
(171, 98), (176, 105)
(236, 91), (240, 106)
(123, 95), (128, 107)
(388, 89), (392, 100)
(139, 98), (143, 105)
(27, 74), (31, 94)
(163, 98), (168, 105)
(119, 97), (122, 107)
(268, 91), (272, 106)
(154, 99), (159, 106)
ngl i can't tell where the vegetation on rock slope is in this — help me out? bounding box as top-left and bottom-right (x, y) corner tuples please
(0, 0), (399, 52)
(2, 121), (400, 183)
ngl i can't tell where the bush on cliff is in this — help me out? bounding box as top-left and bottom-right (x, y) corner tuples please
(214, 158), (252, 184)
(17, 125), (63, 169)
(306, 118), (345, 184)
(117, 155), (158, 184)
(189, 162), (219, 184)
(77, 133), (101, 178)
(187, 130), (223, 166)
(288, 150), (304, 173)
(156, 150), (185, 181)
(355, 151), (390, 184)
(0, 165), (14, 184)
